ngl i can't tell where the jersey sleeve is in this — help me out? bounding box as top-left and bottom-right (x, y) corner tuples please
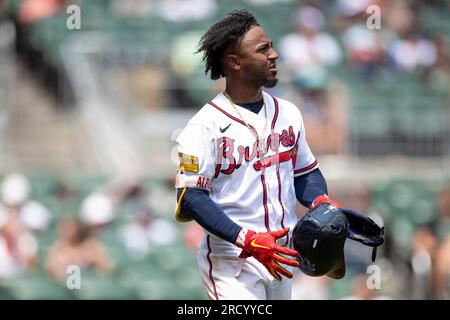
(175, 124), (217, 222)
(293, 113), (319, 177)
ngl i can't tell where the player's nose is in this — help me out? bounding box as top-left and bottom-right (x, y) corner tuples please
(268, 47), (278, 61)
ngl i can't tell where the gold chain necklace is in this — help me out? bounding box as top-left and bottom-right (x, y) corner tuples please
(223, 91), (268, 154)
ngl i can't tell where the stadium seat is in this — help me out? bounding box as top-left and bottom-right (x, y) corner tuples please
(134, 277), (182, 300)
(3, 271), (75, 300)
(127, 262), (205, 300)
(375, 180), (436, 221)
(171, 265), (206, 300)
(151, 243), (197, 272)
(5, 0), (24, 18)
(25, 172), (58, 198)
(66, 174), (108, 203)
(73, 273), (136, 300)
(352, 101), (391, 137)
(115, 243), (204, 300)
(370, 178), (439, 259)
(118, 260), (174, 299)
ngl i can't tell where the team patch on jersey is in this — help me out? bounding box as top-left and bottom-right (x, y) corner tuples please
(178, 152), (199, 173)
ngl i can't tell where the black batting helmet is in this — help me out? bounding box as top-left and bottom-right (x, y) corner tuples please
(291, 203), (349, 279)
(291, 203), (384, 279)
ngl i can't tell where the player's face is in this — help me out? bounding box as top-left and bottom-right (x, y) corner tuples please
(237, 26), (279, 88)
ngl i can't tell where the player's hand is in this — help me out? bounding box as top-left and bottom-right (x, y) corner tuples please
(310, 194), (343, 209)
(236, 227), (300, 281)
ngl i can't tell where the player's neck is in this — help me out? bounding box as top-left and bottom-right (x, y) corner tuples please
(225, 81), (263, 104)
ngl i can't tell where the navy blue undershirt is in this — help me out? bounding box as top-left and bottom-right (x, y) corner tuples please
(236, 100), (264, 114)
(177, 102), (328, 244)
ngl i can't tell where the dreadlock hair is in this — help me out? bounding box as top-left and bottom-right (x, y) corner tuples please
(197, 10), (260, 80)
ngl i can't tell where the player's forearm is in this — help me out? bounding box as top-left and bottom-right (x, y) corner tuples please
(294, 168), (328, 208)
(178, 188), (242, 244)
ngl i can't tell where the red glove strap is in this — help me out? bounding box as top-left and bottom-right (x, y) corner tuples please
(310, 194), (343, 209)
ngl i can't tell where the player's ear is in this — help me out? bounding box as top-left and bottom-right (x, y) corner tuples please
(226, 54), (241, 71)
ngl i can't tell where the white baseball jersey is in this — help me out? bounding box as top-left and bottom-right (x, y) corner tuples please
(175, 90), (318, 241)
(175, 91), (318, 299)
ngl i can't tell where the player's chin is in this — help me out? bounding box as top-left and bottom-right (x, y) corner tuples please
(264, 77), (278, 88)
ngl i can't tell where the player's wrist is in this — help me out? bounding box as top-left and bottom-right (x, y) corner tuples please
(235, 227), (253, 248)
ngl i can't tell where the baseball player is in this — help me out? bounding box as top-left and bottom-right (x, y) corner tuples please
(175, 10), (344, 300)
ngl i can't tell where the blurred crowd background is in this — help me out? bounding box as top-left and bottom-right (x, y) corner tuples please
(0, 0), (449, 300)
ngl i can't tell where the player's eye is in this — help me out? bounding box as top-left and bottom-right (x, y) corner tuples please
(259, 45), (269, 52)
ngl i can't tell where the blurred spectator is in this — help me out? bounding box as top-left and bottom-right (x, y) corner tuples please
(79, 191), (115, 230)
(182, 223), (203, 252)
(432, 34), (450, 70)
(1, 173), (30, 208)
(411, 226), (437, 299)
(278, 6), (345, 154)
(434, 234), (450, 299)
(405, 185), (450, 299)
(243, 0), (294, 5)
(112, 0), (158, 18)
(118, 184), (177, 259)
(0, 173), (51, 233)
(412, 227), (437, 256)
(45, 217), (112, 280)
(119, 207), (178, 260)
(53, 180), (76, 207)
(0, 209), (38, 278)
(388, 29), (437, 73)
(279, 6), (342, 98)
(383, 0), (416, 36)
(430, 185), (450, 299)
(341, 274), (375, 299)
(157, 0), (218, 23)
(342, 274), (393, 299)
(119, 183), (150, 216)
(434, 186), (450, 241)
(341, 22), (390, 79)
(335, 0), (373, 19)
(343, 274), (375, 300)
(426, 34), (450, 93)
(18, 0), (61, 24)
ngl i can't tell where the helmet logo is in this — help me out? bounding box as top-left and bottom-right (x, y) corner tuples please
(312, 239), (318, 249)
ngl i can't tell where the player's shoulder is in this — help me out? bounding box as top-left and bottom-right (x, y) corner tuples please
(180, 94), (228, 136)
(177, 105), (215, 144)
(186, 92), (231, 127)
(185, 101), (218, 128)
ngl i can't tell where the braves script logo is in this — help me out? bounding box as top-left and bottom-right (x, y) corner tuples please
(215, 126), (298, 177)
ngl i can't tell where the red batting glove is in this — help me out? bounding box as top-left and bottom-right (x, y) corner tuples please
(310, 194), (343, 209)
(235, 227), (299, 281)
